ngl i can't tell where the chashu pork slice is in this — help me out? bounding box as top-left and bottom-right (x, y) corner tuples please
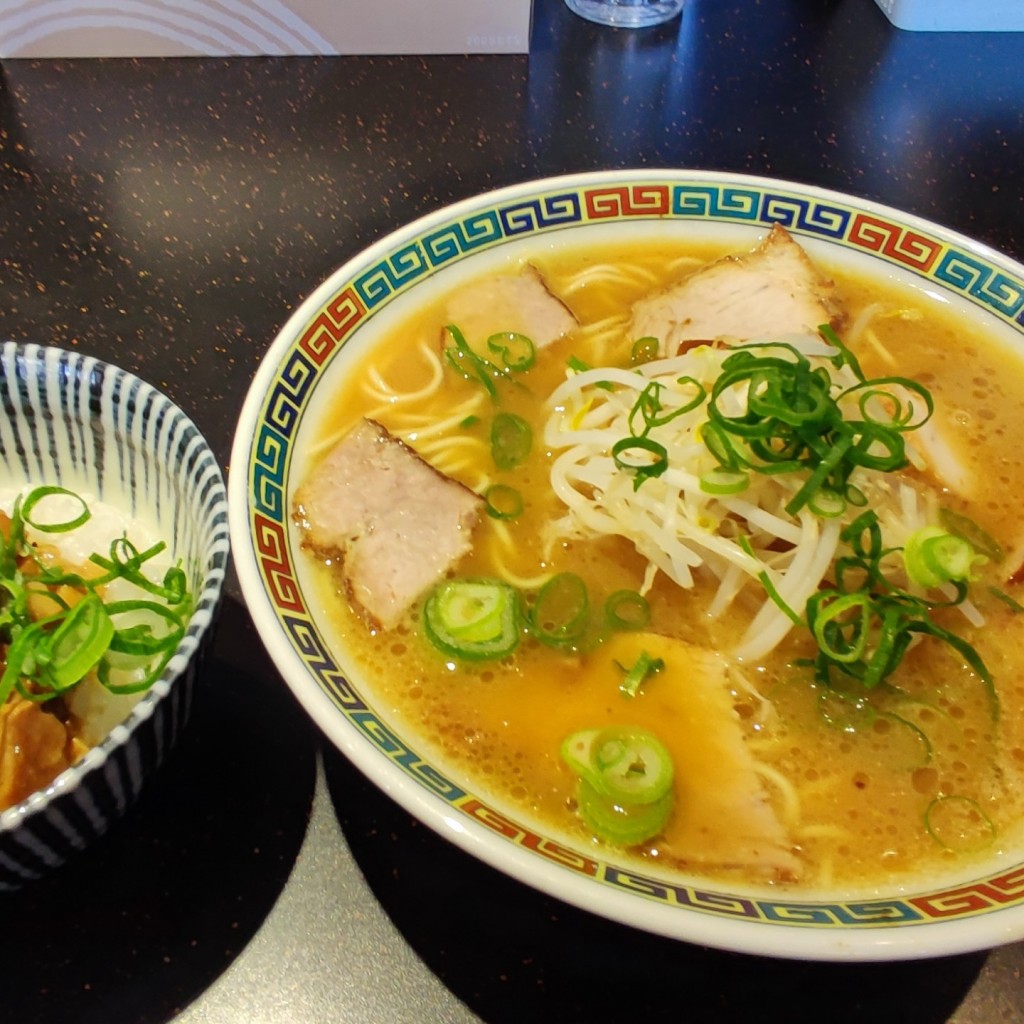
(293, 418), (484, 628)
(630, 223), (840, 355)
(443, 264), (577, 352)
(606, 633), (801, 879)
(527, 632), (800, 879)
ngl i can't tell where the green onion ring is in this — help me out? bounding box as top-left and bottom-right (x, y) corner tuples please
(604, 590), (651, 631)
(483, 484), (524, 520)
(20, 485), (91, 533)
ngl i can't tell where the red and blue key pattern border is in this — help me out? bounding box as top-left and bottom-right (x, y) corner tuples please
(247, 179), (1024, 928)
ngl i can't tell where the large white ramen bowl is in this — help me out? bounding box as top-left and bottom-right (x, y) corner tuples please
(0, 343), (229, 889)
(229, 170), (1024, 960)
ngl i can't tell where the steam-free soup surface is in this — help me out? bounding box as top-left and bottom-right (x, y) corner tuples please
(298, 236), (1024, 893)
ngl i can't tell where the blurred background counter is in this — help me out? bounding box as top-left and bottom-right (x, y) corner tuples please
(1, 0), (1023, 1021)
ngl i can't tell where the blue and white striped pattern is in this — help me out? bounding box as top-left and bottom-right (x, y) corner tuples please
(0, 343), (230, 889)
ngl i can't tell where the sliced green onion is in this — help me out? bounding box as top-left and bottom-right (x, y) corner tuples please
(97, 646), (176, 695)
(809, 592), (871, 663)
(909, 616), (999, 720)
(0, 484), (192, 704)
(105, 599), (185, 657)
(626, 379), (705, 442)
(757, 567), (803, 628)
(567, 355), (614, 391)
(844, 484), (868, 507)
(483, 484), (523, 520)
(630, 337), (659, 364)
(939, 508), (1004, 563)
(924, 795), (996, 853)
(698, 336), (934, 520)
(444, 323), (500, 400)
(528, 573), (589, 646)
(603, 590), (650, 631)
(490, 412), (532, 471)
(486, 331), (536, 372)
(627, 381), (666, 437)
(805, 512), (996, 718)
(843, 509), (885, 563)
(700, 420), (748, 472)
(845, 421), (906, 474)
(611, 435), (668, 490)
(784, 429), (854, 516)
(560, 729), (603, 787)
(577, 781), (673, 846)
(877, 712), (933, 768)
(562, 725), (675, 846)
(807, 487), (846, 518)
(699, 468), (749, 495)
(989, 586), (1024, 613)
(616, 651), (664, 698)
(89, 538), (171, 592)
(674, 376), (708, 411)
(422, 578), (520, 661)
(903, 527), (979, 588)
(158, 565), (190, 607)
(819, 322), (865, 381)
(571, 726), (673, 804)
(20, 485), (91, 534)
(0, 624), (41, 705)
(843, 375), (934, 432)
(38, 594), (114, 691)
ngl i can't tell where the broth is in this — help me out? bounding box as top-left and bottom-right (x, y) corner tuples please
(299, 237), (1024, 893)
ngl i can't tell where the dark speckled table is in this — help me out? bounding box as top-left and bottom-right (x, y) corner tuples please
(2, 1), (1023, 1021)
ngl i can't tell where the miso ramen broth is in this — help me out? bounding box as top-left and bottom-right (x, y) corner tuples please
(296, 234), (1024, 893)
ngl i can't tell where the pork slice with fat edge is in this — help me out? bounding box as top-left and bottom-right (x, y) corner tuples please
(293, 418), (484, 628)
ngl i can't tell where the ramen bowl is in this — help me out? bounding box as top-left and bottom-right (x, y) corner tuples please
(0, 343), (230, 889)
(230, 170), (1024, 960)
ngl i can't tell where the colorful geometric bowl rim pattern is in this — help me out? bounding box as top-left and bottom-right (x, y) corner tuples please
(231, 170), (1024, 960)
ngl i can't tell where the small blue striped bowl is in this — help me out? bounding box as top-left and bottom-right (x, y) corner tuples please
(0, 343), (229, 889)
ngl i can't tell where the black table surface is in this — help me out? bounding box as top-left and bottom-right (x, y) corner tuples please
(3, 1), (1023, 1021)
